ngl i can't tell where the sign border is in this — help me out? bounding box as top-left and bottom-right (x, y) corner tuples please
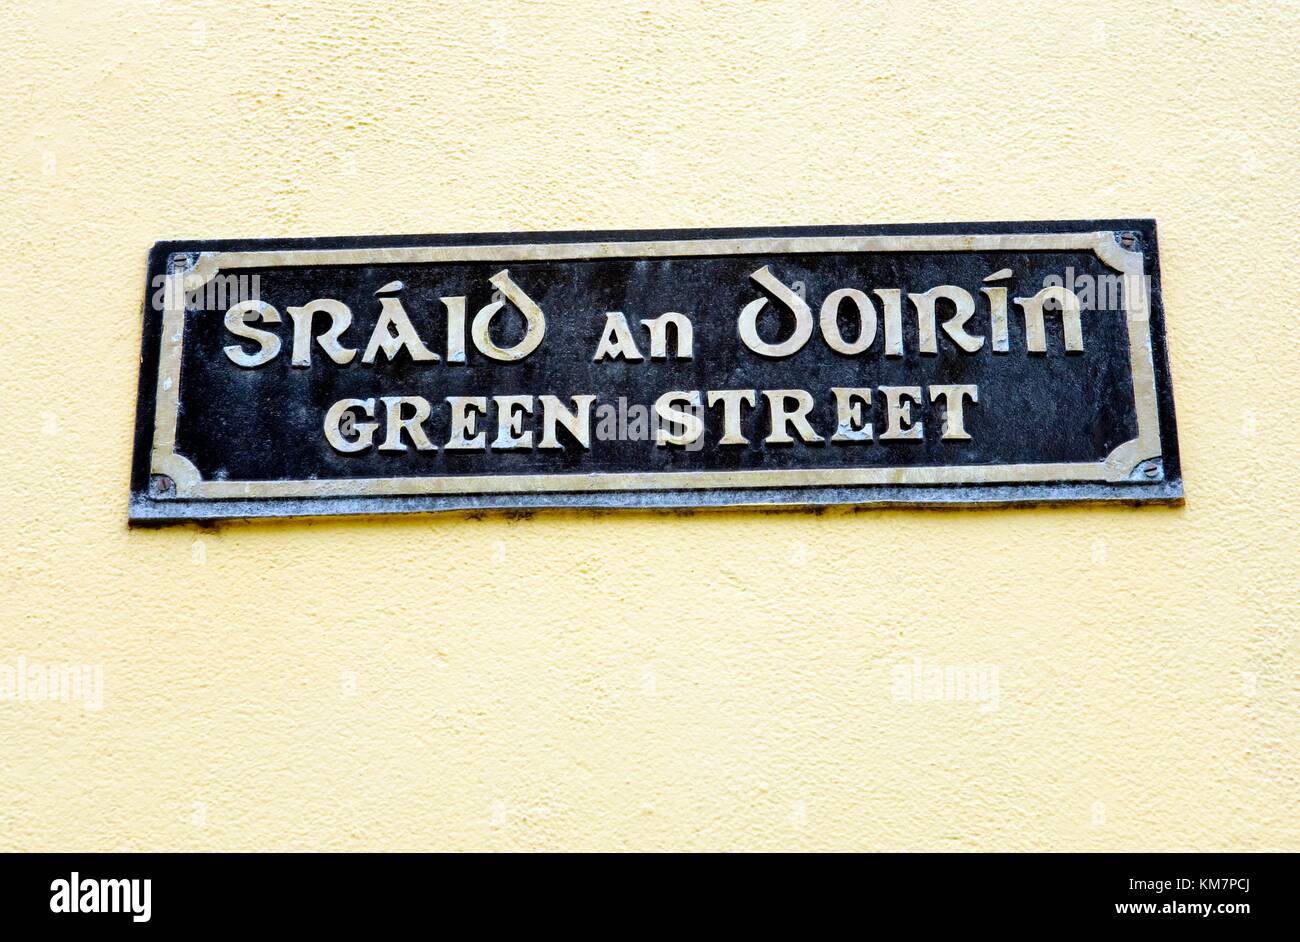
(130, 220), (1181, 522)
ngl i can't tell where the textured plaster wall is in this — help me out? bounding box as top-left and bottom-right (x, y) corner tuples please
(1, 0), (1296, 852)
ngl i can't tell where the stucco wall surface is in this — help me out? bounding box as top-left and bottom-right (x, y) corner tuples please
(1, 0), (1296, 851)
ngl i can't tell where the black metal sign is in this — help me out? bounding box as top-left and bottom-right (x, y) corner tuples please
(129, 220), (1180, 523)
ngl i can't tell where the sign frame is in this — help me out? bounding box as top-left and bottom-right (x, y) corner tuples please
(129, 219), (1182, 523)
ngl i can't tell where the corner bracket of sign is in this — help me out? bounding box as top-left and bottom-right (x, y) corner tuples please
(1103, 439), (1162, 482)
(151, 450), (201, 492)
(1092, 229), (1144, 273)
(185, 252), (222, 293)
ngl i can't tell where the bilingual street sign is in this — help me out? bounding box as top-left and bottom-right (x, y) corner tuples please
(129, 220), (1181, 523)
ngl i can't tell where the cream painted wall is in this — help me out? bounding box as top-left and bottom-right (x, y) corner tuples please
(1, 0), (1296, 851)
